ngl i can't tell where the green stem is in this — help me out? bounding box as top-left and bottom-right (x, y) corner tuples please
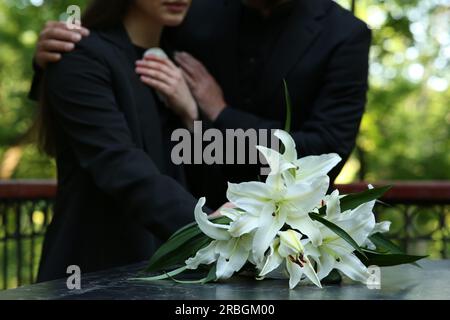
(129, 265), (188, 281)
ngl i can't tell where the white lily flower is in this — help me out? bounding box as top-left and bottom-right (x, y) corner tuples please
(185, 198), (252, 280)
(305, 190), (376, 283)
(372, 221), (391, 234)
(257, 238), (283, 278)
(258, 230), (322, 289)
(194, 197), (230, 241)
(227, 175), (329, 264)
(294, 154), (342, 184)
(214, 234), (252, 279)
(185, 235), (252, 280)
(256, 130), (297, 177)
(256, 130), (341, 185)
(364, 220), (392, 250)
(225, 129), (340, 263)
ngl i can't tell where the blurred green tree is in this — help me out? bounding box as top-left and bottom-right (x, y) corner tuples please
(0, 0), (86, 179)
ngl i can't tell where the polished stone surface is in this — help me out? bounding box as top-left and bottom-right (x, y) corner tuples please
(1, 260), (449, 300)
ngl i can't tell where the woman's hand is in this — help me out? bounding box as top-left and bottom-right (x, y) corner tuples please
(175, 52), (227, 121)
(136, 55), (199, 127)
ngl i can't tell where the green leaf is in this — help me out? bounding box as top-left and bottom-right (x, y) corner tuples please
(283, 79), (292, 133)
(129, 265), (188, 282)
(340, 185), (392, 212)
(368, 233), (422, 268)
(309, 212), (367, 259)
(167, 264), (217, 284)
(212, 216), (233, 225)
(148, 227), (203, 270)
(147, 235), (211, 272)
(168, 221), (199, 241)
(318, 185), (392, 216)
(369, 233), (404, 254)
(147, 216), (231, 272)
(202, 264), (218, 284)
(356, 250), (427, 267)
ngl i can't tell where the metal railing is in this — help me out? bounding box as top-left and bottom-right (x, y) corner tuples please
(338, 182), (450, 259)
(0, 180), (449, 290)
(0, 181), (55, 290)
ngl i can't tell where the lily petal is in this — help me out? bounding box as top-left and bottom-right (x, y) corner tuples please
(227, 181), (272, 213)
(256, 145), (295, 175)
(315, 249), (336, 280)
(335, 253), (370, 283)
(371, 221), (391, 235)
(228, 213), (259, 237)
(252, 203), (285, 264)
(363, 238), (377, 250)
(286, 215), (322, 246)
(185, 241), (218, 269)
(300, 255), (322, 288)
(219, 207), (241, 221)
(215, 237), (251, 279)
(286, 259), (303, 289)
(258, 239), (283, 277)
(274, 129), (297, 162)
(294, 153), (341, 183)
(285, 176), (330, 216)
(278, 230), (303, 258)
(335, 202), (376, 246)
(325, 190), (341, 219)
(195, 198), (230, 241)
(265, 171), (284, 191)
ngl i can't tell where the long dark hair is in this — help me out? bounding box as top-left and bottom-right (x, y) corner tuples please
(36, 0), (132, 156)
(82, 0), (131, 29)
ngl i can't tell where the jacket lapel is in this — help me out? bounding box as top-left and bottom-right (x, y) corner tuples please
(257, 0), (330, 102)
(97, 25), (163, 155)
(97, 24), (138, 68)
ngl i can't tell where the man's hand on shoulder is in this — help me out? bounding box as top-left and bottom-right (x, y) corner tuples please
(35, 21), (90, 69)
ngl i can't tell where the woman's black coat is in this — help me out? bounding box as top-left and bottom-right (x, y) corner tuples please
(38, 24), (198, 282)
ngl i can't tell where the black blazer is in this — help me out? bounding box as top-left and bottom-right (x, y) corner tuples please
(38, 24), (198, 282)
(165, 0), (372, 208)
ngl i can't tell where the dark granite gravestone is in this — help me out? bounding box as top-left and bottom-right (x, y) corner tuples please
(0, 260), (449, 300)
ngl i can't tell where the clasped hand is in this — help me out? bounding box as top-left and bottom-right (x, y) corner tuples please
(135, 55), (198, 126)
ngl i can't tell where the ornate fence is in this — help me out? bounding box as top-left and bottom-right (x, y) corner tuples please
(0, 181), (55, 290)
(0, 180), (449, 290)
(339, 182), (450, 259)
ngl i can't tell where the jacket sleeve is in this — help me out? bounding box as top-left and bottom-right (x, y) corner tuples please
(45, 44), (199, 240)
(213, 24), (372, 159)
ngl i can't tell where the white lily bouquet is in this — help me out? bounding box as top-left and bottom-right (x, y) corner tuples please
(139, 130), (425, 289)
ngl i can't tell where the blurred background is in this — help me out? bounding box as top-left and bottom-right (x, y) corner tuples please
(0, 0), (449, 289)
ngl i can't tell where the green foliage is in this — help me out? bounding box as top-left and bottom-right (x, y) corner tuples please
(147, 216), (231, 272)
(0, 0), (87, 178)
(348, 0), (450, 181)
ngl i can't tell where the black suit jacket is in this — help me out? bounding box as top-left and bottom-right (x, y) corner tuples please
(165, 0), (372, 208)
(37, 25), (198, 282)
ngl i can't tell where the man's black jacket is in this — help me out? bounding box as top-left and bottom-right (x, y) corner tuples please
(165, 0), (372, 208)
